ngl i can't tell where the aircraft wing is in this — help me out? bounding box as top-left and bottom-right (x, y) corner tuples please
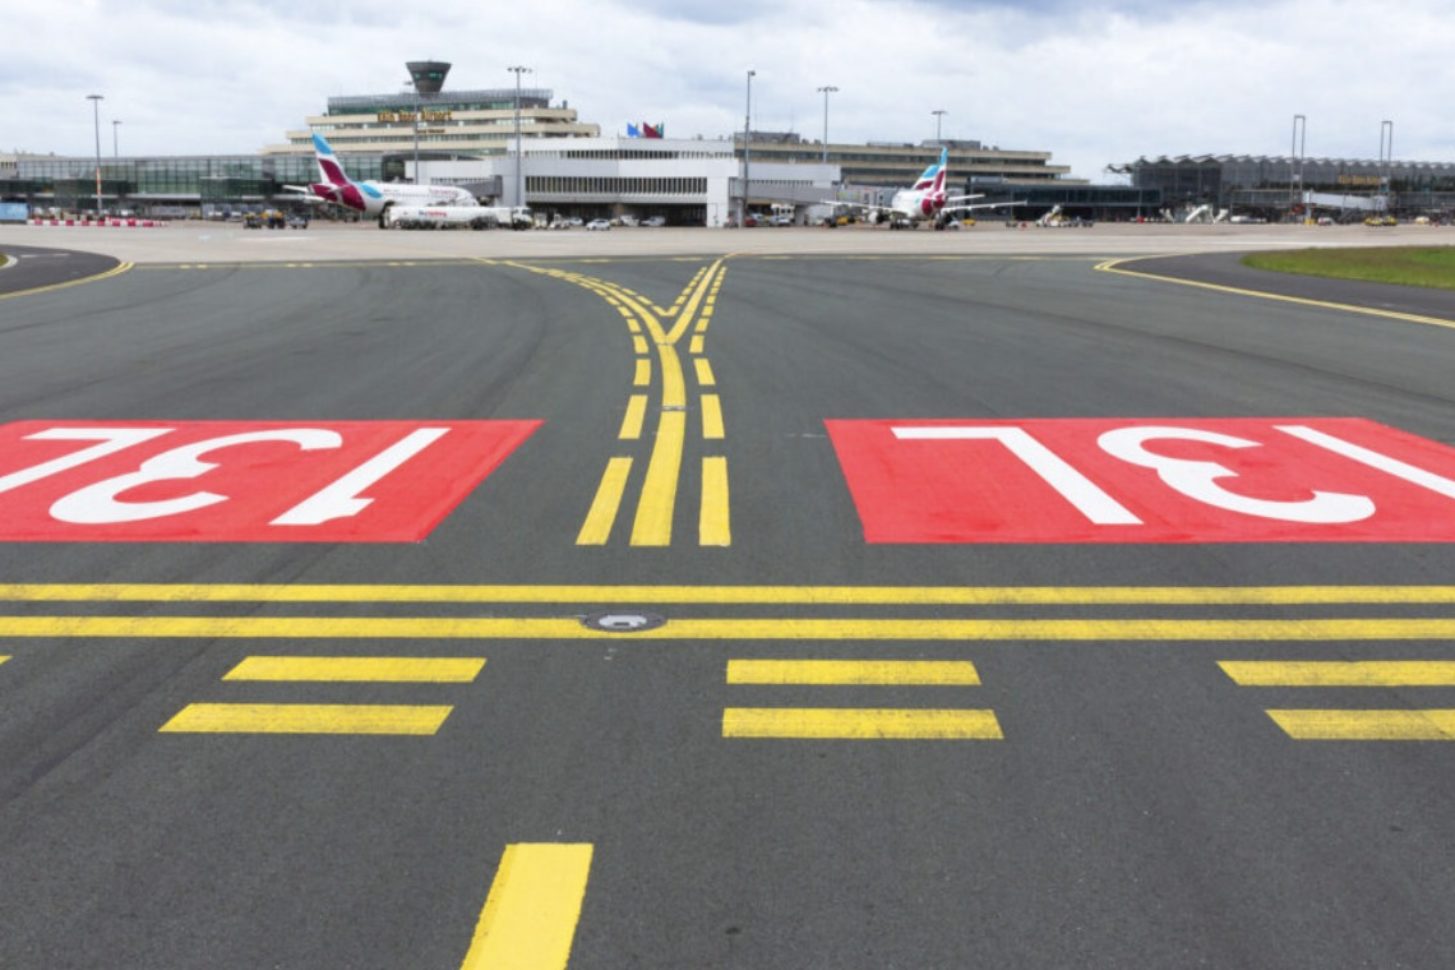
(943, 193), (985, 203)
(280, 186), (330, 205)
(942, 200), (1025, 214)
(819, 199), (899, 213)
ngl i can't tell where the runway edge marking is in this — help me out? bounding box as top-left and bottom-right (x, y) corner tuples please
(1094, 254), (1455, 332)
(0, 260), (133, 301)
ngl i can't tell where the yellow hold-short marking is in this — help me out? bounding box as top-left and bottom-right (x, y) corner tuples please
(159, 703), (452, 735)
(723, 707), (1002, 739)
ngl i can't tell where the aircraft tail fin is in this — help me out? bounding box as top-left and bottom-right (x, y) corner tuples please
(912, 147), (948, 191)
(312, 132), (350, 187)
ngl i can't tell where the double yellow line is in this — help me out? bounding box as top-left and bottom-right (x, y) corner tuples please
(510, 259), (731, 547)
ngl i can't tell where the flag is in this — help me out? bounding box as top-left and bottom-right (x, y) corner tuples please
(643, 123), (661, 139)
(626, 123), (641, 138)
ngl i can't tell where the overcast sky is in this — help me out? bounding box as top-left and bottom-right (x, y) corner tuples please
(4, 0), (1452, 182)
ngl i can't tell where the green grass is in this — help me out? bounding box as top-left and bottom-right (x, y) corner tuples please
(1242, 247), (1455, 291)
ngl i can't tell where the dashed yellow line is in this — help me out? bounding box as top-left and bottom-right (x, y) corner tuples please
(223, 656), (485, 683)
(699, 456), (731, 546)
(618, 395), (648, 440)
(632, 358), (651, 386)
(460, 843), (594, 970)
(693, 358), (716, 386)
(159, 703), (453, 735)
(700, 394), (724, 439)
(1267, 709), (1455, 741)
(727, 659), (980, 685)
(722, 708), (1003, 740)
(576, 458), (633, 546)
(1221, 660), (1455, 686)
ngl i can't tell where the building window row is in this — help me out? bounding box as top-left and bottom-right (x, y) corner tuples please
(527, 176), (708, 195)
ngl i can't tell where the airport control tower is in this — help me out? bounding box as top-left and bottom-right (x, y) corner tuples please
(406, 61), (451, 95)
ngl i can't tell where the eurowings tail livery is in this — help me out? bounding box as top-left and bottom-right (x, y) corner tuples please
(284, 133), (478, 224)
(823, 147), (1021, 228)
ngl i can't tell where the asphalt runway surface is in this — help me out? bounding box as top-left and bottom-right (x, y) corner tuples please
(2, 249), (1455, 968)
(0, 244), (119, 295)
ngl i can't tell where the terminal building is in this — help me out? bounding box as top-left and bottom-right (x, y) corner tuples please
(1, 58), (1083, 224)
(1109, 154), (1455, 219)
(260, 60), (599, 165)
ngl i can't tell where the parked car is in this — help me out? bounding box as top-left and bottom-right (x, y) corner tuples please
(586, 218), (611, 231)
(642, 215), (667, 227)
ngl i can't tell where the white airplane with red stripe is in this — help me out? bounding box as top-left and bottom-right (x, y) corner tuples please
(283, 133), (478, 226)
(825, 147), (1020, 229)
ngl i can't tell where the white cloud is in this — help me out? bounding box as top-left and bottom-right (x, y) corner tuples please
(2, 0), (1451, 181)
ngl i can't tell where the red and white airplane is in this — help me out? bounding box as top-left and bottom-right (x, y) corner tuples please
(284, 133), (478, 226)
(825, 147), (1021, 229)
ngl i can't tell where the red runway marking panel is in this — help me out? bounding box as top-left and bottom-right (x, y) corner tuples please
(826, 418), (1455, 543)
(0, 420), (540, 542)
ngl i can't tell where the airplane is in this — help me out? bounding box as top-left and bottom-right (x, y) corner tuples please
(822, 147), (1022, 229)
(283, 133), (479, 226)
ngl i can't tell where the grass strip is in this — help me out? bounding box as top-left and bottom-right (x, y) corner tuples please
(1242, 247), (1455, 291)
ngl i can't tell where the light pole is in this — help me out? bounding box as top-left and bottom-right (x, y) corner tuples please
(507, 65), (531, 209)
(1380, 119), (1394, 211)
(816, 85), (837, 165)
(932, 108), (947, 145)
(86, 94), (103, 215)
(112, 119), (121, 158)
(402, 80), (421, 183)
(1290, 113), (1306, 220)
(741, 70), (755, 227)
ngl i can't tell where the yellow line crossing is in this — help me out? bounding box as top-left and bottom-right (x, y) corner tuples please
(516, 258), (731, 548)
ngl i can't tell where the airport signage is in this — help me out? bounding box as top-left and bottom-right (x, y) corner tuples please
(0, 420), (539, 542)
(827, 418), (1455, 543)
(377, 110), (453, 123)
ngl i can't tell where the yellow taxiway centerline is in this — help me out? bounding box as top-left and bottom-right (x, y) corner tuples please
(630, 410), (686, 546)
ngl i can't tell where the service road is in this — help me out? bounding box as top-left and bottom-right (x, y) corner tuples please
(1, 250), (1454, 968)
